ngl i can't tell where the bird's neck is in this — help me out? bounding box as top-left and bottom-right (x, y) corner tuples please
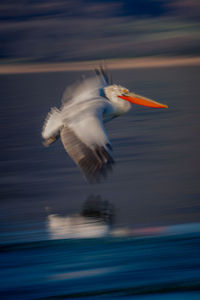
(111, 97), (131, 116)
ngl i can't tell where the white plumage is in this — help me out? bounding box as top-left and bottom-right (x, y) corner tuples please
(42, 107), (62, 140)
(42, 66), (168, 183)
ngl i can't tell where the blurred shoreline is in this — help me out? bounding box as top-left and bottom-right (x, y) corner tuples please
(0, 56), (200, 74)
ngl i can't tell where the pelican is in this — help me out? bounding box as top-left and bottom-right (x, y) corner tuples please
(42, 66), (168, 183)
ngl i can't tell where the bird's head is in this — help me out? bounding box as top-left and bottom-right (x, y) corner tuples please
(104, 84), (168, 109)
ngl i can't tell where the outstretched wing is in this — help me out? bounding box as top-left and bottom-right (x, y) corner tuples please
(60, 96), (114, 183)
(61, 65), (111, 106)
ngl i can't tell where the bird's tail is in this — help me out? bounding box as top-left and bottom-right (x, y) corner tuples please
(42, 107), (63, 146)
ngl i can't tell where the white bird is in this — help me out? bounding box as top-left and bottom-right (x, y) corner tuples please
(42, 66), (168, 183)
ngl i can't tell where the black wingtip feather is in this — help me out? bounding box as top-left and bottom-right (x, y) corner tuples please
(78, 145), (115, 184)
(95, 63), (112, 85)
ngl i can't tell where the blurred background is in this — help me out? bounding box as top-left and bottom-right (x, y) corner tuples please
(0, 0), (200, 64)
(0, 1), (200, 299)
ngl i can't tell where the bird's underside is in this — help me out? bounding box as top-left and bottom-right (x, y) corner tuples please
(60, 126), (114, 183)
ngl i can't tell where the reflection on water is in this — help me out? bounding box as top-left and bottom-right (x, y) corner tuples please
(47, 195), (114, 239)
(47, 195), (200, 240)
(48, 215), (109, 239)
(80, 195), (114, 225)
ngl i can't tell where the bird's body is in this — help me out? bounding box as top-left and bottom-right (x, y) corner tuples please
(42, 67), (168, 183)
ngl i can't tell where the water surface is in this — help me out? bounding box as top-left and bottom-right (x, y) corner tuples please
(0, 66), (200, 299)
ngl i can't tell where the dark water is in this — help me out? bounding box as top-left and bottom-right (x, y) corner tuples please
(0, 66), (200, 298)
(1, 233), (200, 299)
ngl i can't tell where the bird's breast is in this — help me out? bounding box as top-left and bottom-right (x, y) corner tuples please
(108, 100), (131, 119)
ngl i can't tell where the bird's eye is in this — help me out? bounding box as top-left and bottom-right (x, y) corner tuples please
(123, 89), (128, 94)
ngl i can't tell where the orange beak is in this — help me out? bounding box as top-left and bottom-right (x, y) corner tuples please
(118, 92), (168, 108)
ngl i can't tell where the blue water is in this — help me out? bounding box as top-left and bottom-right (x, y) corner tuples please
(1, 232), (200, 299)
(0, 66), (200, 299)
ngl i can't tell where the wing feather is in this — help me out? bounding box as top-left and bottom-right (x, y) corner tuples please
(61, 74), (107, 107)
(60, 125), (114, 183)
(43, 70), (115, 183)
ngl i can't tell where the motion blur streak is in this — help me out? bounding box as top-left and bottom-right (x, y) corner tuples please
(0, 0), (199, 63)
(0, 228), (200, 299)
